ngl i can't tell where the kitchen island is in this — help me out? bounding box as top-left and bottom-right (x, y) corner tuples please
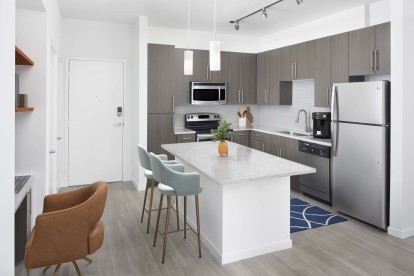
(162, 141), (315, 265)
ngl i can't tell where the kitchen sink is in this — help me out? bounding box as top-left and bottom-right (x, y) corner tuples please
(276, 130), (312, 137)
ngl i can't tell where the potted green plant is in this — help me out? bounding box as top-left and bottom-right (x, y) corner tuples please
(211, 120), (233, 156)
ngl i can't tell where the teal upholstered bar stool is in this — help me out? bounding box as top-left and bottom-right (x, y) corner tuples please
(137, 144), (180, 234)
(149, 152), (202, 263)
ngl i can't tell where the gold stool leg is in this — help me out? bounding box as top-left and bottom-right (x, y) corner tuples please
(141, 179), (149, 223)
(153, 194), (164, 247)
(195, 195), (202, 258)
(176, 196), (180, 231)
(72, 260), (82, 276)
(147, 179), (156, 234)
(83, 256), (92, 264)
(52, 264), (61, 276)
(43, 265), (52, 273)
(162, 196), (172, 264)
(184, 196), (187, 239)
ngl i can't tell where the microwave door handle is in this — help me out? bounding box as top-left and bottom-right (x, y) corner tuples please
(218, 87), (221, 104)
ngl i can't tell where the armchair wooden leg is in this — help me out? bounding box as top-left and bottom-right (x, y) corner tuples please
(195, 195), (202, 258)
(52, 264), (61, 276)
(147, 179), (156, 234)
(83, 256), (92, 264)
(184, 196), (187, 239)
(72, 260), (82, 276)
(162, 196), (172, 264)
(176, 196), (180, 231)
(141, 179), (149, 223)
(153, 194), (164, 247)
(43, 265), (52, 273)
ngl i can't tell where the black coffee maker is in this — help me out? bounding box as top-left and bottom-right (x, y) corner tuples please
(312, 112), (331, 139)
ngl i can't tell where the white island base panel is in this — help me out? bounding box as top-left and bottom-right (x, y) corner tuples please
(176, 158), (292, 265)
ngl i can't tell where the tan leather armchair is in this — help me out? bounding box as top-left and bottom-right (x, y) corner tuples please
(25, 181), (108, 275)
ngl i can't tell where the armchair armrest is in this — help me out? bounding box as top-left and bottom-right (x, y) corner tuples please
(25, 204), (90, 268)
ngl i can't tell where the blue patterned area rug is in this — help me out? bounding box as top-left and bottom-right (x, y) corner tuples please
(290, 197), (347, 233)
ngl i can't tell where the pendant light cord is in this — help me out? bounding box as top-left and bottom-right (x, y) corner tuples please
(213, 0), (216, 41)
(187, 0), (190, 50)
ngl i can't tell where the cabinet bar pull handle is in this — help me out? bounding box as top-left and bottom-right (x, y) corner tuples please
(292, 62), (294, 79)
(242, 90), (244, 103)
(238, 90), (241, 103)
(172, 96), (175, 112)
(371, 50), (375, 72)
(265, 89), (268, 104)
(295, 62), (297, 79)
(375, 50), (379, 71)
(207, 65), (209, 80)
(327, 87), (330, 106)
(181, 137), (192, 140)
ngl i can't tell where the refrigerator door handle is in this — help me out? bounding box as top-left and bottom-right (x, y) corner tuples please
(331, 86), (338, 156)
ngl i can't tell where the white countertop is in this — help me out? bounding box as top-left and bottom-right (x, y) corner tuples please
(162, 141), (316, 185)
(174, 127), (196, 135)
(15, 175), (34, 212)
(233, 124), (332, 147)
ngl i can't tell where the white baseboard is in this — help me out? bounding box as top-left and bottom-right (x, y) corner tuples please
(388, 226), (414, 239)
(130, 179), (146, 191)
(221, 240), (292, 265)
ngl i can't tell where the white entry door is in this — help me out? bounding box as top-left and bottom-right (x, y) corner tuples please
(68, 59), (124, 186)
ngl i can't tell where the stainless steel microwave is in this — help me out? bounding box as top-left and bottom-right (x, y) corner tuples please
(190, 82), (227, 105)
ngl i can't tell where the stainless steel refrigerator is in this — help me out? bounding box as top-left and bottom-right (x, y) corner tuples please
(331, 81), (390, 230)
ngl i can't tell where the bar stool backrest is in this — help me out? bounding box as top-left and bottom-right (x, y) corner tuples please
(137, 144), (151, 171)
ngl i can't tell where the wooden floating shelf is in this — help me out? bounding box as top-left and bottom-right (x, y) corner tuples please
(15, 107), (34, 112)
(15, 46), (34, 66)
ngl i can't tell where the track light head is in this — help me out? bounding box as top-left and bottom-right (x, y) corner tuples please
(262, 8), (267, 20)
(296, 0), (304, 5)
(235, 21), (239, 30)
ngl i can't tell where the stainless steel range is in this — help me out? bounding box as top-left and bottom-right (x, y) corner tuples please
(185, 113), (222, 142)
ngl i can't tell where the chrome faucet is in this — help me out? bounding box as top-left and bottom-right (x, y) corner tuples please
(295, 109), (312, 133)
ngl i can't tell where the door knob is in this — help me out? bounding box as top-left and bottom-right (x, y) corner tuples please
(49, 150), (56, 154)
(114, 123), (122, 127)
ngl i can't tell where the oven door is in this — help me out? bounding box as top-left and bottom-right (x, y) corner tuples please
(196, 133), (215, 142)
(191, 82), (227, 105)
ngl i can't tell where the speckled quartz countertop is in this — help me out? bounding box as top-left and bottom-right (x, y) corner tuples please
(233, 124), (332, 147)
(174, 127), (196, 135)
(162, 141), (316, 185)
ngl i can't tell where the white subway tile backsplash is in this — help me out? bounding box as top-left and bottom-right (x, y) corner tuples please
(174, 79), (329, 131)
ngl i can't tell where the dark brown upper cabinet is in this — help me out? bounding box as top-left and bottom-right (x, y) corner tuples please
(256, 49), (291, 105)
(280, 41), (315, 81)
(314, 33), (349, 108)
(349, 22), (390, 76)
(148, 44), (175, 113)
(225, 52), (257, 105)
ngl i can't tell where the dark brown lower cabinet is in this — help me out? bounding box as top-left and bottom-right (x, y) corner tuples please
(176, 133), (196, 143)
(232, 131), (250, 147)
(147, 113), (175, 159)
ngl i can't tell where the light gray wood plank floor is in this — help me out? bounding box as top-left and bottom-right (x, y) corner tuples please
(16, 182), (414, 276)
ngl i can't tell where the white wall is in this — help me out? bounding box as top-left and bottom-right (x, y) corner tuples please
(0, 0), (16, 273)
(62, 18), (133, 182)
(131, 16), (149, 190)
(388, 0), (414, 239)
(149, 27), (260, 53)
(15, 8), (48, 227)
(260, 0), (390, 52)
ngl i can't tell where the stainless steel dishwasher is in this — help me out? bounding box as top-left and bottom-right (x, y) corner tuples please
(298, 141), (331, 203)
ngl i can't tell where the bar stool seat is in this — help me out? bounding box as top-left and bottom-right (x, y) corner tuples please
(149, 152), (203, 264)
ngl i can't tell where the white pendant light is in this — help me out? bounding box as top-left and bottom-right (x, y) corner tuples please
(184, 0), (193, 75)
(209, 0), (220, 71)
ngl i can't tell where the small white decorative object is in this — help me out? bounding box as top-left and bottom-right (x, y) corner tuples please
(239, 118), (247, 127)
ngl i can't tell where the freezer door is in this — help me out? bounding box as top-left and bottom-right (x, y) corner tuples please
(332, 122), (388, 229)
(331, 81), (389, 125)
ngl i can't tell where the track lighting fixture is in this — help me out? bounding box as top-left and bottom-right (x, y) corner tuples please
(235, 21), (240, 30)
(229, 0), (284, 30)
(296, 0), (304, 5)
(262, 8), (267, 20)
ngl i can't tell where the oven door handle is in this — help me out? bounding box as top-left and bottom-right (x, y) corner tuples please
(218, 87), (221, 105)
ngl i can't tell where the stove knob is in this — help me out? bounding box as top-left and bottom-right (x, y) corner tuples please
(191, 116), (193, 119)
(187, 116), (190, 119)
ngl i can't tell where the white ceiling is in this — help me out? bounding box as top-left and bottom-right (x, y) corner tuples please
(57, 0), (380, 37)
